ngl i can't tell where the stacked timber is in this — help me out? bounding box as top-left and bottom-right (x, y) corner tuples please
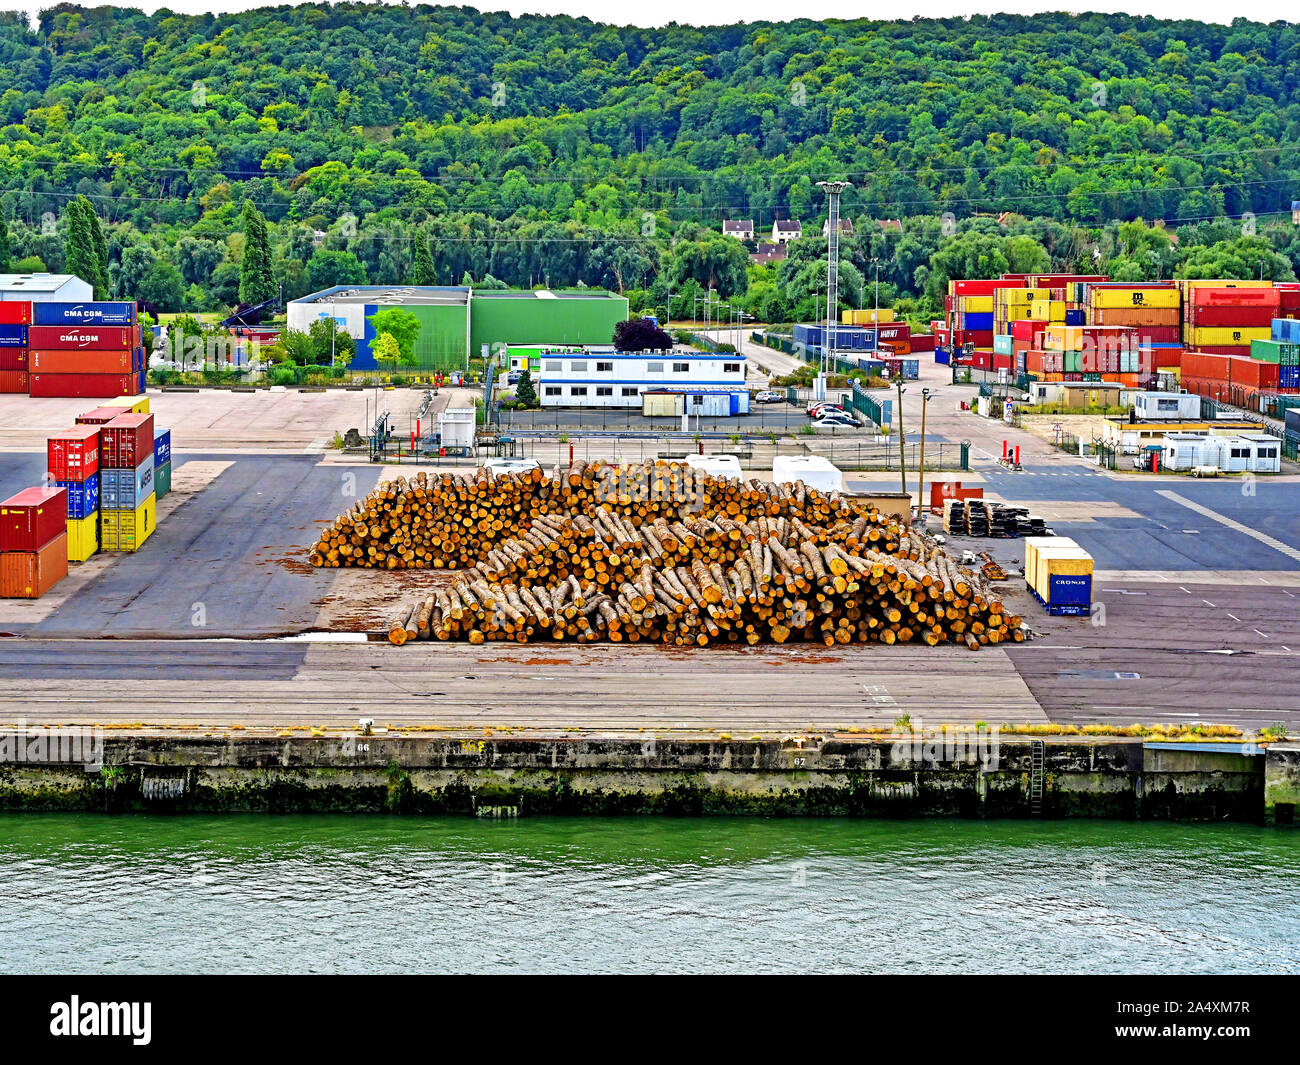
(307, 462), (1021, 650)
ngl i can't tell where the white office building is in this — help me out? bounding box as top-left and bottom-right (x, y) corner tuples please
(0, 273), (94, 303)
(527, 346), (750, 413)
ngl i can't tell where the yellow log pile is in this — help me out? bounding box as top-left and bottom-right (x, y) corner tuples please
(308, 462), (1022, 649)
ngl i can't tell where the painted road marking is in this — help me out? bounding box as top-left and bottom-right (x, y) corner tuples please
(1203, 600), (1216, 607)
(1254, 630), (1269, 639)
(1157, 490), (1300, 564)
(1179, 586), (1190, 594)
(1227, 613), (1242, 622)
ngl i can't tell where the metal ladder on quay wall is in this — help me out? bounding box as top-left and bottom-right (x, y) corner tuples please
(1029, 740), (1045, 816)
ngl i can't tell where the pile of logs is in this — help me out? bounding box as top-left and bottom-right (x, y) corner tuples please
(308, 462), (1021, 650)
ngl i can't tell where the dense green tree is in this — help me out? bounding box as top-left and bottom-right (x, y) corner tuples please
(366, 308), (421, 361)
(514, 368), (537, 407)
(0, 208), (10, 273)
(139, 262), (186, 312)
(239, 203), (276, 306)
(411, 228), (436, 286)
(63, 198), (102, 296)
(307, 249), (367, 290)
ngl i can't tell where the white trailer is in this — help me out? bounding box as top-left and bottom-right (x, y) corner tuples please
(438, 407), (476, 452)
(772, 455), (844, 494)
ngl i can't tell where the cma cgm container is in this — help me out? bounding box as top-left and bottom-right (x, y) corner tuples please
(100, 414), (155, 468)
(101, 454), (155, 510)
(32, 302), (137, 327)
(0, 325), (28, 347)
(0, 487), (67, 553)
(47, 426), (101, 480)
(26, 326), (135, 350)
(0, 370), (26, 394)
(0, 349), (27, 371)
(54, 474), (99, 519)
(0, 302), (32, 324)
(0, 533), (68, 598)
(28, 373), (141, 399)
(28, 349), (138, 374)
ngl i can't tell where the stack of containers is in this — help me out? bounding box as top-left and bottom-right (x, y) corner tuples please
(1024, 536), (1093, 618)
(154, 428), (172, 500)
(1085, 282), (1182, 383)
(0, 487), (68, 598)
(0, 300), (31, 394)
(1177, 282), (1276, 355)
(1249, 319), (1300, 392)
(47, 426), (101, 562)
(25, 301), (144, 398)
(99, 412), (156, 552)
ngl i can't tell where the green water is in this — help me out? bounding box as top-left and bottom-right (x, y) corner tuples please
(1, 815), (1297, 974)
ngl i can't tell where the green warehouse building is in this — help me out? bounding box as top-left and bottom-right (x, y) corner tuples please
(286, 286), (629, 372)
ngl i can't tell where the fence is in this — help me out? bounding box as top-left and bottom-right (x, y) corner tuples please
(805, 441), (967, 471)
(495, 405), (816, 433)
(847, 381), (894, 430)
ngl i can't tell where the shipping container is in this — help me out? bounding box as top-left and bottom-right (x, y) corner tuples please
(154, 459), (171, 501)
(1273, 319), (1300, 344)
(75, 406), (124, 426)
(1089, 286), (1180, 310)
(0, 487), (67, 553)
(31, 302), (137, 327)
(0, 349), (27, 371)
(100, 413), (155, 468)
(0, 302), (32, 325)
(0, 325), (28, 347)
(99, 395), (149, 414)
(100, 496), (155, 552)
(28, 372), (142, 399)
(101, 454), (155, 510)
(65, 513), (98, 562)
(153, 429), (171, 467)
(1187, 327), (1270, 347)
(0, 370), (26, 393)
(1186, 306), (1277, 328)
(26, 325), (135, 350)
(0, 533), (68, 598)
(47, 426), (101, 480)
(54, 474), (99, 520)
(28, 349), (137, 374)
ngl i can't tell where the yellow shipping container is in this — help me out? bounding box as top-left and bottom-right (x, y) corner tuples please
(841, 308), (895, 324)
(1176, 279), (1273, 291)
(1043, 324), (1082, 351)
(1186, 327), (1271, 346)
(100, 395), (150, 414)
(1024, 536), (1077, 594)
(962, 296), (994, 313)
(1029, 300), (1067, 321)
(66, 513), (99, 562)
(1033, 545), (1094, 603)
(1090, 288), (1180, 310)
(1157, 366), (1181, 381)
(101, 495), (156, 552)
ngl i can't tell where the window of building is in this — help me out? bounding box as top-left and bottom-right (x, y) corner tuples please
(596, 386), (613, 397)
(647, 362), (664, 373)
(1230, 447), (1247, 458)
(569, 361), (587, 372)
(621, 387), (639, 396)
(544, 361), (561, 372)
(1157, 398), (1179, 411)
(544, 386), (561, 396)
(570, 386), (587, 397)
(673, 362), (690, 373)
(724, 363), (741, 374)
(596, 361), (613, 373)
(1262, 448), (1277, 459)
(691, 395), (704, 406)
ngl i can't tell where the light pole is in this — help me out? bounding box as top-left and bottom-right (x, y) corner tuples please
(917, 387), (932, 525)
(894, 374), (907, 499)
(817, 179), (852, 398)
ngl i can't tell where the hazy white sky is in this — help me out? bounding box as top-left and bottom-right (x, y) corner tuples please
(0, 0), (1294, 27)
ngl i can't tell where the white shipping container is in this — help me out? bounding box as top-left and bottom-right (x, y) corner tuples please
(772, 455), (843, 494)
(438, 408), (476, 450)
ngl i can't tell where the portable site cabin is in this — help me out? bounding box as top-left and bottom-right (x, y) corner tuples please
(437, 408), (476, 451)
(680, 454), (744, 480)
(1158, 433), (1219, 471)
(1133, 392), (1200, 420)
(1218, 434), (1281, 474)
(771, 455), (843, 494)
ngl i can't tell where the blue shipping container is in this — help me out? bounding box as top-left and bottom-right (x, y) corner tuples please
(0, 325), (27, 347)
(32, 302), (137, 327)
(1065, 309), (1086, 326)
(55, 473), (99, 519)
(962, 312), (994, 331)
(935, 349), (950, 365)
(1047, 574), (1092, 608)
(153, 429), (171, 466)
(1280, 366), (1300, 389)
(101, 453), (154, 510)
(1273, 318), (1300, 344)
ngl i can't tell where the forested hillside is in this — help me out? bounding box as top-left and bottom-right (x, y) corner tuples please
(1, 4), (1298, 319)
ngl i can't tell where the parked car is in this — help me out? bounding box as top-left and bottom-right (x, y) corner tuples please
(807, 401), (846, 417)
(813, 412), (858, 428)
(754, 390), (785, 404)
(505, 370), (521, 385)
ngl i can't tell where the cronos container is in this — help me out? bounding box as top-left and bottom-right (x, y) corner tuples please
(101, 413), (155, 469)
(0, 533), (68, 598)
(0, 487), (67, 553)
(47, 426), (101, 480)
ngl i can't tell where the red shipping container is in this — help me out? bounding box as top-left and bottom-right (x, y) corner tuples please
(910, 334), (936, 353)
(1010, 319), (1042, 341)
(1131, 325), (1182, 343)
(1194, 345), (1252, 356)
(101, 413), (155, 469)
(1189, 287), (1281, 309)
(26, 325), (135, 350)
(1186, 306), (1276, 328)
(47, 427), (101, 480)
(0, 349), (28, 371)
(28, 349), (136, 374)
(0, 487), (67, 553)
(28, 373), (141, 398)
(992, 353), (1013, 372)
(0, 370), (27, 393)
(0, 302), (32, 324)
(75, 406), (125, 425)
(0, 533), (68, 599)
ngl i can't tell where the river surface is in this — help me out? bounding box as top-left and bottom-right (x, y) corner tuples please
(1, 815), (1297, 974)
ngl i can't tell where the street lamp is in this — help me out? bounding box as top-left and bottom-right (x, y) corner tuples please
(894, 374), (908, 498)
(917, 387), (933, 526)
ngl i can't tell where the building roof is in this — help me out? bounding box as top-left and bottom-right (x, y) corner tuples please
(291, 286), (624, 307)
(822, 218), (854, 235)
(0, 273), (84, 293)
(722, 220), (754, 233)
(773, 219), (802, 232)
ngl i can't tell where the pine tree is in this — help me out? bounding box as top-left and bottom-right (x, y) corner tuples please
(64, 199), (101, 294)
(0, 207), (10, 273)
(84, 197), (109, 294)
(515, 367), (538, 408)
(239, 202), (276, 306)
(411, 227), (435, 285)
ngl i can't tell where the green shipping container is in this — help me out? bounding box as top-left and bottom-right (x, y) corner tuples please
(993, 333), (1013, 356)
(1065, 350), (1082, 373)
(154, 459), (171, 500)
(1251, 339), (1300, 365)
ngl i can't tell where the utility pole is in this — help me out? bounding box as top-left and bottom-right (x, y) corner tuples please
(894, 374), (907, 499)
(817, 180), (852, 398)
(917, 387), (931, 526)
